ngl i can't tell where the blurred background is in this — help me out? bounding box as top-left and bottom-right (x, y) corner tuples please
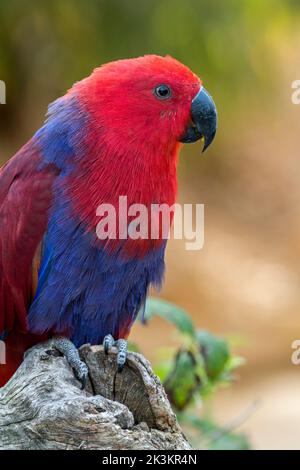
(1, 0), (300, 449)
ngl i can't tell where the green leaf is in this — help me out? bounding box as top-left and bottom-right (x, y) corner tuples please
(154, 360), (174, 383)
(197, 330), (230, 380)
(163, 349), (201, 410)
(141, 297), (196, 338)
(225, 355), (246, 372)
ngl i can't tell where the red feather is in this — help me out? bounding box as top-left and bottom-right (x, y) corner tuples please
(0, 140), (58, 384)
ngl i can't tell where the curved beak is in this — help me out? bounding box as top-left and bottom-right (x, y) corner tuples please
(180, 86), (217, 152)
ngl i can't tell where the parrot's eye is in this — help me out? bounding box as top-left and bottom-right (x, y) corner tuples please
(154, 84), (171, 100)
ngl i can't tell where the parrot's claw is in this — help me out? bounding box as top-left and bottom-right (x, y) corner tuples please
(75, 361), (89, 390)
(102, 335), (128, 372)
(52, 336), (89, 389)
(116, 339), (128, 372)
(103, 334), (115, 354)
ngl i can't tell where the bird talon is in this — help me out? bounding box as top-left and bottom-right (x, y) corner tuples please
(52, 336), (89, 389)
(116, 339), (128, 372)
(103, 334), (115, 354)
(76, 364), (89, 390)
(103, 335), (128, 370)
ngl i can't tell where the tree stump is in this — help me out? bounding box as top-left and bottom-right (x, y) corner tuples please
(0, 340), (191, 450)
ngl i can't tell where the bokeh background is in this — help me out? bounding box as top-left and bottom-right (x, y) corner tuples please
(1, 0), (300, 449)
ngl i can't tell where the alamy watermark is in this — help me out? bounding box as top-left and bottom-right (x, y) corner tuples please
(95, 196), (205, 251)
(0, 340), (6, 365)
(291, 340), (300, 365)
(0, 80), (6, 104)
(291, 80), (300, 104)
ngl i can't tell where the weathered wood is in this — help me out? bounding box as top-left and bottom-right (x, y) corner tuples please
(0, 340), (191, 450)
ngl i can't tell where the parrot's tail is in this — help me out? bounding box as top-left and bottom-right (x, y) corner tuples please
(0, 331), (47, 387)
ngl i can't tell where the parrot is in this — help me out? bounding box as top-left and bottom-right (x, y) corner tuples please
(0, 55), (217, 388)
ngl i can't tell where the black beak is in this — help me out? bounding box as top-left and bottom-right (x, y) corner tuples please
(180, 86), (217, 152)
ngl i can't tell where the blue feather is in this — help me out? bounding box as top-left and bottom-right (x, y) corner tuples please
(28, 195), (166, 345)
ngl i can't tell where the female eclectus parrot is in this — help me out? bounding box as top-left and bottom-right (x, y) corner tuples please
(0, 55), (217, 387)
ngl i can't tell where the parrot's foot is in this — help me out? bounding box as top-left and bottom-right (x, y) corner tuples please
(51, 336), (88, 389)
(103, 334), (128, 372)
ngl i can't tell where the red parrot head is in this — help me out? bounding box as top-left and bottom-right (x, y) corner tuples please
(73, 54), (217, 154)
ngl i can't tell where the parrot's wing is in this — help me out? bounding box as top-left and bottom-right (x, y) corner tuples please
(0, 142), (59, 335)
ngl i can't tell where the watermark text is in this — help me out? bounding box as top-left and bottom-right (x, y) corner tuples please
(291, 80), (300, 104)
(291, 339), (300, 365)
(95, 197), (205, 251)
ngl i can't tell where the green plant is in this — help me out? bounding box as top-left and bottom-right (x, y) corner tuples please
(138, 296), (250, 450)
